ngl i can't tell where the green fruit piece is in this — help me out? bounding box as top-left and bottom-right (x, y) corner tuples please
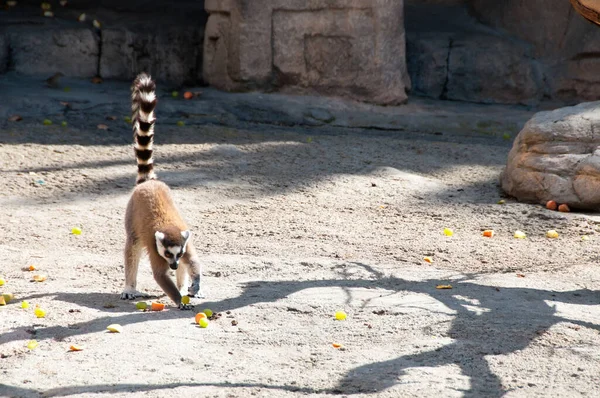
(61, 121), (67, 127)
(2, 293), (14, 303)
(202, 308), (213, 318)
(43, 119), (52, 125)
(135, 302), (147, 310)
(176, 121), (185, 127)
(172, 91), (179, 97)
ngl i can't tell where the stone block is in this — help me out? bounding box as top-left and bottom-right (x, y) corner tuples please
(501, 101), (600, 209)
(203, 0), (410, 105)
(100, 27), (204, 85)
(8, 27), (99, 77)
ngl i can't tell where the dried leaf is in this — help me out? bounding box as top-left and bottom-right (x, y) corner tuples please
(97, 124), (109, 130)
(516, 273), (526, 278)
(105, 115), (117, 121)
(32, 275), (47, 282)
(91, 76), (103, 84)
(8, 115), (22, 122)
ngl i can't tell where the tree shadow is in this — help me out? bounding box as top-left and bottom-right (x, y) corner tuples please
(3, 264), (598, 396)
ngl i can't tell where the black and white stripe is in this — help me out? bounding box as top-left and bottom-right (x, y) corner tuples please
(131, 72), (158, 185)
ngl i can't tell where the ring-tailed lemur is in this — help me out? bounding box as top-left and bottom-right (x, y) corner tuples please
(120, 72), (202, 309)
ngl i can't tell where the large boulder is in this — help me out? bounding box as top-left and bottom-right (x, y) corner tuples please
(501, 102), (600, 210)
(203, 0), (410, 105)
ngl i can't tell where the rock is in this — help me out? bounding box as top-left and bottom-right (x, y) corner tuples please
(8, 27), (99, 77)
(406, 33), (450, 99)
(446, 35), (542, 105)
(203, 0), (410, 105)
(501, 101), (600, 209)
(100, 26), (204, 85)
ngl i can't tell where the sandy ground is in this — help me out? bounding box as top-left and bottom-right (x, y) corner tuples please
(0, 80), (600, 398)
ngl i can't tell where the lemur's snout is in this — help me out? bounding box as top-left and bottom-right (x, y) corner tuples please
(169, 261), (179, 270)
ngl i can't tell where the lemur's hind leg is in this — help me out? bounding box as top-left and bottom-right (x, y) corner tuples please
(121, 238), (149, 300)
(183, 244), (203, 298)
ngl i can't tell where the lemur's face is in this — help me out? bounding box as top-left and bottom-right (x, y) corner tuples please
(155, 230), (190, 270)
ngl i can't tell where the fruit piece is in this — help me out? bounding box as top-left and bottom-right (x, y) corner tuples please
(581, 235), (589, 241)
(124, 116), (132, 124)
(32, 275), (47, 282)
(71, 227), (82, 235)
(482, 230), (494, 238)
(558, 204), (570, 212)
(0, 296), (5, 306)
(34, 307), (46, 318)
(335, 311), (347, 321)
(443, 228), (453, 237)
(546, 230), (559, 239)
(43, 10), (53, 17)
(69, 345), (83, 351)
(91, 76), (103, 84)
(0, 278), (5, 286)
(195, 312), (207, 324)
(2, 293), (14, 303)
(514, 230), (526, 239)
(106, 324), (123, 333)
(41, 2), (51, 10)
(198, 318), (209, 328)
(423, 256), (433, 263)
(176, 121), (185, 127)
(21, 300), (29, 309)
(135, 302), (147, 310)
(7, 1), (17, 7)
(27, 340), (39, 350)
(332, 343), (343, 349)
(97, 124), (108, 130)
(78, 13), (86, 22)
(202, 308), (213, 317)
(93, 19), (101, 29)
(43, 119), (52, 125)
(436, 284), (453, 289)
(546, 200), (558, 210)
(151, 302), (165, 311)
(61, 121), (68, 127)
(502, 133), (511, 141)
(497, 199), (506, 204)
(183, 91), (193, 100)
(181, 295), (190, 305)
(171, 91), (179, 98)
(28, 265), (36, 271)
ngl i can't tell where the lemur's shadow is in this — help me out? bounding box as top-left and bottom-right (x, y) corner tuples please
(2, 263), (599, 397)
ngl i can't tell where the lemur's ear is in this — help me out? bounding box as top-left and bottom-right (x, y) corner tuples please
(181, 230), (191, 246)
(155, 231), (165, 241)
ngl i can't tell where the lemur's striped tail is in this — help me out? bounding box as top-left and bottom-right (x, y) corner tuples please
(131, 72), (158, 185)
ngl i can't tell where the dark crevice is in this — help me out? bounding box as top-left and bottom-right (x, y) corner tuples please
(96, 28), (103, 77)
(440, 37), (453, 100)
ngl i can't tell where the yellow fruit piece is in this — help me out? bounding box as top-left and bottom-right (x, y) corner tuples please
(195, 312), (207, 324)
(69, 345), (83, 352)
(198, 318), (209, 328)
(135, 302), (147, 310)
(43, 119), (52, 125)
(202, 308), (213, 318)
(423, 256), (433, 263)
(106, 324), (123, 333)
(32, 275), (47, 282)
(71, 227), (82, 235)
(78, 13), (86, 22)
(436, 284), (453, 289)
(27, 340), (39, 350)
(0, 296), (5, 306)
(181, 295), (190, 305)
(335, 311), (347, 321)
(497, 199), (506, 204)
(93, 19), (101, 29)
(0, 278), (4, 286)
(546, 230), (559, 239)
(443, 228), (453, 237)
(34, 307), (46, 318)
(41, 2), (51, 10)
(3, 293), (14, 303)
(514, 230), (526, 239)
(21, 300), (30, 309)
(176, 121), (185, 127)
(581, 235), (589, 241)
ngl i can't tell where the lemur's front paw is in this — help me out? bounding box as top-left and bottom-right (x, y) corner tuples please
(178, 303), (195, 310)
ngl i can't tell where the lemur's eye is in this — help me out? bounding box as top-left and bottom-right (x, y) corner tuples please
(176, 253), (183, 258)
(164, 252), (173, 258)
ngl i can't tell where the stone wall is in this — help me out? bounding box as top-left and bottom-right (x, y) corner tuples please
(406, 0), (600, 105)
(203, 0), (410, 105)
